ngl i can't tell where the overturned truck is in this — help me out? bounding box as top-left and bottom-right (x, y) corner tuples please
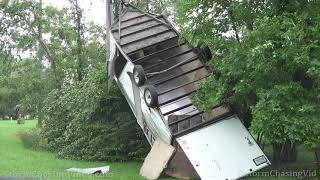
(108, 3), (270, 180)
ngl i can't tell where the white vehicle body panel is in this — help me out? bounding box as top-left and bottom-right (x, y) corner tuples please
(115, 60), (172, 144)
(177, 115), (270, 180)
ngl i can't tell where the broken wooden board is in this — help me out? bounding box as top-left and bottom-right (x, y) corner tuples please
(140, 138), (175, 180)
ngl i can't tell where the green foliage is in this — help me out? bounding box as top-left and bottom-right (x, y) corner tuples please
(39, 66), (149, 161)
(133, 0), (174, 14)
(0, 59), (52, 117)
(18, 128), (44, 150)
(1, 0), (148, 162)
(251, 83), (319, 145)
(177, 0), (320, 149)
(0, 0), (106, 116)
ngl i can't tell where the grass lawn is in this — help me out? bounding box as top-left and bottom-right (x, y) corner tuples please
(0, 120), (318, 180)
(0, 120), (169, 180)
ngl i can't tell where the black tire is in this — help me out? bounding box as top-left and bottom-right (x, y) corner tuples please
(194, 45), (212, 63)
(201, 46), (212, 61)
(144, 85), (158, 107)
(133, 65), (146, 86)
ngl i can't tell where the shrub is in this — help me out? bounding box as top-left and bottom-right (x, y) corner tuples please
(39, 66), (149, 161)
(19, 128), (44, 150)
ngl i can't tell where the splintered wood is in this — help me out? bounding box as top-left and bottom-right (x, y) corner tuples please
(140, 138), (175, 180)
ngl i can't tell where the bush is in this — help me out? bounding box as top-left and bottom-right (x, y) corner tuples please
(19, 128), (44, 150)
(39, 66), (149, 161)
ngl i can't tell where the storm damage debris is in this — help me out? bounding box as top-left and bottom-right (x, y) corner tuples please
(108, 3), (270, 180)
(140, 138), (175, 180)
(66, 166), (110, 175)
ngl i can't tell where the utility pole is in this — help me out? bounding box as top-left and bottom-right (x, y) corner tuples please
(106, 0), (114, 91)
(106, 0), (112, 58)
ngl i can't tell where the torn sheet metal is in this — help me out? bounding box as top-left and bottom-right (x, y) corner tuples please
(66, 166), (110, 175)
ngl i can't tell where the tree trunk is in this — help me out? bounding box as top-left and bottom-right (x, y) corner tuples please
(272, 142), (298, 163)
(256, 132), (265, 150)
(18, 11), (60, 88)
(316, 147), (320, 169)
(75, 0), (84, 81)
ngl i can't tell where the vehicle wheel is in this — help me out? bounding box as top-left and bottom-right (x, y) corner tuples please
(144, 85), (158, 107)
(201, 46), (212, 61)
(133, 65), (146, 86)
(194, 45), (212, 63)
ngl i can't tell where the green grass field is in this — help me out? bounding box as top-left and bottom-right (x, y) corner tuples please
(0, 120), (318, 180)
(0, 120), (157, 180)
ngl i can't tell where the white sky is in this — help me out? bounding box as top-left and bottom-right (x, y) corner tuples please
(42, 0), (107, 25)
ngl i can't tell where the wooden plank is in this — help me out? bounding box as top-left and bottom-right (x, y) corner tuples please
(140, 138), (175, 180)
(153, 66), (205, 86)
(121, 13), (145, 22)
(158, 80), (201, 105)
(158, 75), (209, 95)
(148, 59), (203, 81)
(122, 32), (177, 53)
(155, 67), (209, 93)
(120, 26), (170, 45)
(164, 105), (200, 120)
(112, 16), (165, 32)
(161, 97), (195, 116)
(121, 23), (164, 39)
(144, 49), (195, 72)
(113, 21), (161, 38)
(132, 42), (187, 63)
(114, 16), (152, 29)
(127, 37), (178, 56)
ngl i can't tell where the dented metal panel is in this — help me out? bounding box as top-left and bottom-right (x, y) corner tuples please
(177, 116), (271, 180)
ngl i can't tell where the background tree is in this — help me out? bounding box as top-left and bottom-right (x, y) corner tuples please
(177, 0), (320, 163)
(0, 0), (149, 161)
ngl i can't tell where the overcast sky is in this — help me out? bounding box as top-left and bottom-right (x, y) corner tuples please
(42, 0), (107, 25)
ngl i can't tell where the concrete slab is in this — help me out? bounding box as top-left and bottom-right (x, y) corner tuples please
(140, 138), (175, 180)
